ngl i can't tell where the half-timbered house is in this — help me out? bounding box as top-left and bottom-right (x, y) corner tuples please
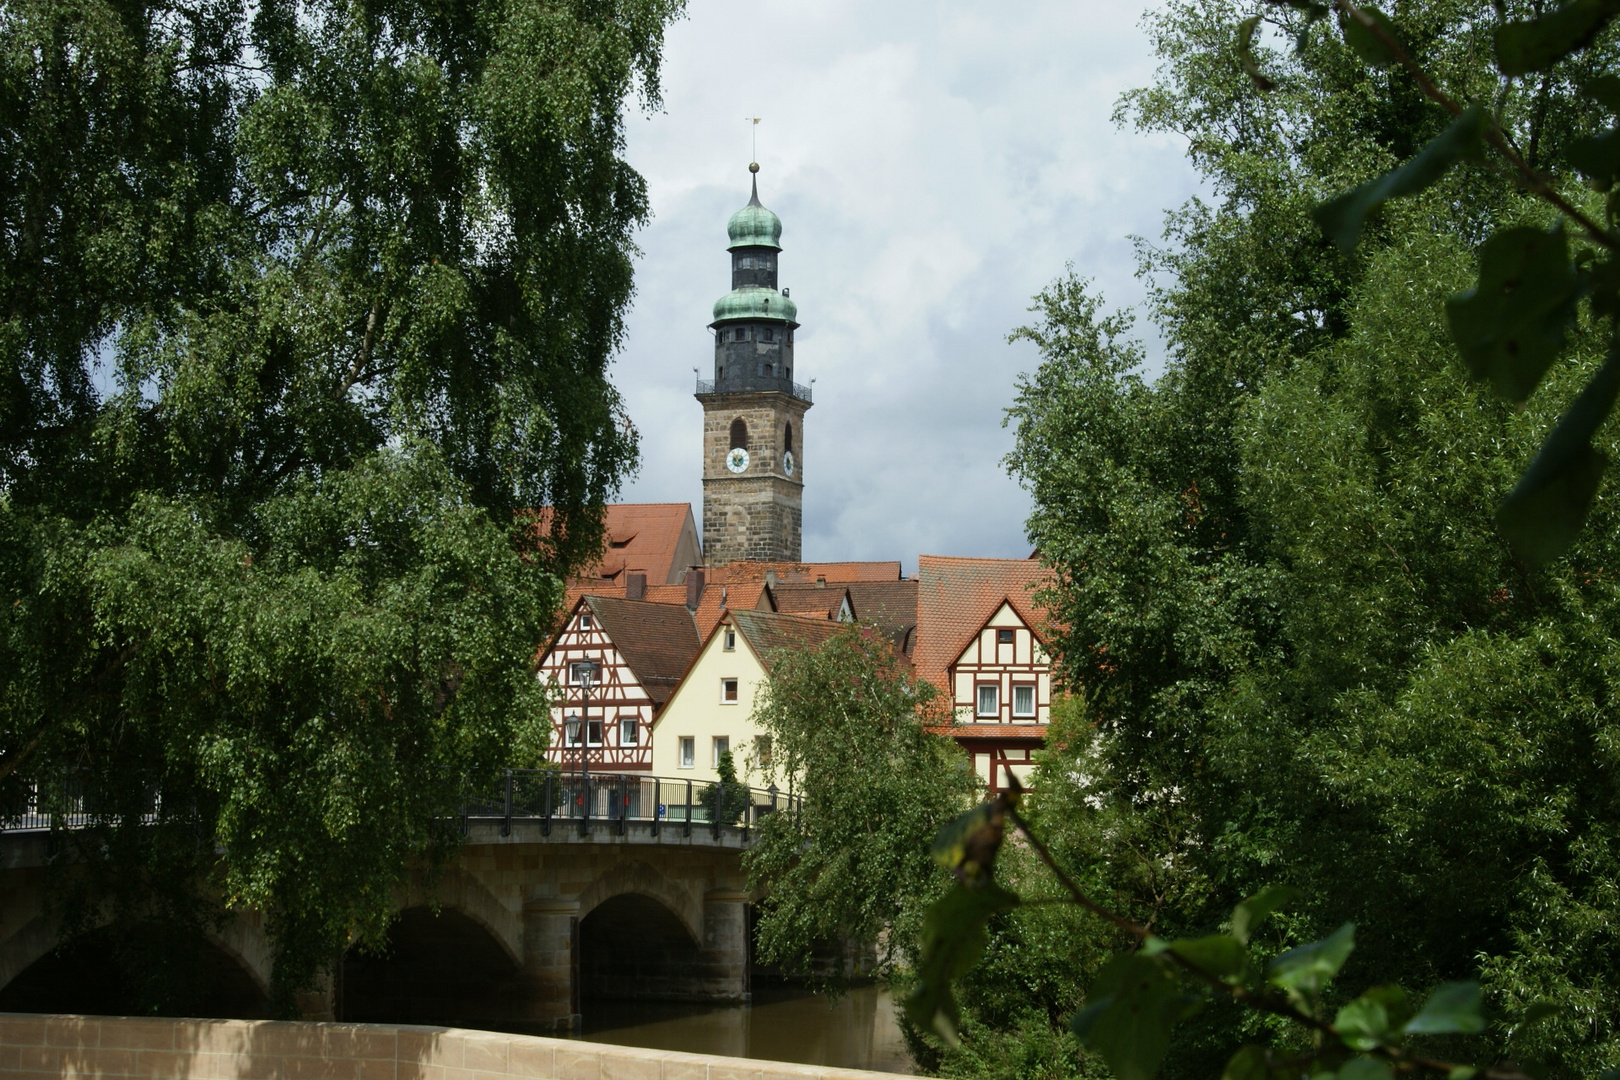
(913, 555), (1054, 794)
(536, 595), (702, 773)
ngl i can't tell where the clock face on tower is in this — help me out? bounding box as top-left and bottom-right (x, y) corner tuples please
(783, 450), (795, 477)
(726, 447), (750, 473)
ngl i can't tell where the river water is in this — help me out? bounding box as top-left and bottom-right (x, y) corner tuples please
(561, 984), (915, 1074)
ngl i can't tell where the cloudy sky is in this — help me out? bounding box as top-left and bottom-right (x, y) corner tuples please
(610, 1), (1207, 573)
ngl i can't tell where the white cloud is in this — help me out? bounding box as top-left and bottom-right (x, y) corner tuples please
(611, 0), (1206, 573)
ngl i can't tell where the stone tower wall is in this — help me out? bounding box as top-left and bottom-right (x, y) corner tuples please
(698, 391), (809, 564)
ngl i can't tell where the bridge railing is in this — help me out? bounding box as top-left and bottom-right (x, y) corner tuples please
(2, 771), (796, 843)
(459, 770), (799, 842)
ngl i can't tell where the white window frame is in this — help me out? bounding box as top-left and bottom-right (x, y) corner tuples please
(723, 627), (736, 652)
(1012, 683), (1036, 718)
(579, 613), (593, 630)
(586, 717), (603, 746)
(976, 682), (1000, 718)
(721, 677), (739, 704)
(713, 736), (730, 768)
(570, 660), (599, 685)
(678, 737), (695, 769)
(620, 716), (638, 746)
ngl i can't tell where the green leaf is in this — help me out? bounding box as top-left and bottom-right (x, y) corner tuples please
(1073, 953), (1184, 1080)
(1450, 1069), (1479, 1080)
(1340, 6), (1401, 67)
(904, 882), (1020, 1045)
(1168, 934), (1250, 985)
(1221, 1045), (1294, 1080)
(1404, 981), (1486, 1035)
(1446, 224), (1580, 404)
(1495, 0), (1620, 77)
(1569, 129), (1620, 189)
(1586, 74), (1620, 113)
(1231, 885), (1301, 944)
(1313, 104), (1488, 254)
(1237, 17), (1278, 91)
(929, 798), (1008, 884)
(1336, 988), (1406, 1051)
(1268, 922), (1356, 996)
(1497, 347), (1620, 563)
(1340, 1056), (1393, 1080)
(1521, 1000), (1564, 1026)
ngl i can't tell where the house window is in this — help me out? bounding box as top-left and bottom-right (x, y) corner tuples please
(784, 423), (793, 455)
(713, 736), (730, 767)
(997, 628), (1015, 645)
(730, 418), (748, 450)
(756, 735), (772, 768)
(722, 678), (739, 703)
(723, 627), (736, 651)
(679, 737), (695, 768)
(570, 661), (599, 686)
(580, 613), (593, 630)
(620, 717), (638, 745)
(1012, 684), (1036, 718)
(733, 328), (746, 341)
(763, 327), (774, 342)
(586, 718), (603, 746)
(976, 683), (1000, 718)
(564, 716), (582, 747)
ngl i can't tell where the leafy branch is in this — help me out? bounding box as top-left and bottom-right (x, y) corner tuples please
(1237, 0), (1620, 563)
(906, 788), (1552, 1080)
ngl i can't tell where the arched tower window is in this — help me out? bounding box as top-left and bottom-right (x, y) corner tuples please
(729, 418), (748, 450)
(784, 423), (794, 455)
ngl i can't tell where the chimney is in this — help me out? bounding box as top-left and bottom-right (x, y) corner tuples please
(626, 572), (646, 601)
(686, 568), (706, 611)
(765, 570), (778, 589)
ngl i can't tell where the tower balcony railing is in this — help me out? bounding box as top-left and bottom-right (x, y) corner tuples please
(695, 377), (812, 404)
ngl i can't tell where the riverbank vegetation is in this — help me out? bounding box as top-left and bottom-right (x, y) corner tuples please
(905, 2), (1620, 1078)
(0, 0), (682, 1015)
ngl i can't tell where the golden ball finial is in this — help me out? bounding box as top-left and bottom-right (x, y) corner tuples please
(749, 162), (760, 173)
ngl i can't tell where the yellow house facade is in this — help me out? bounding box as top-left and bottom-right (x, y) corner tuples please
(650, 608), (842, 786)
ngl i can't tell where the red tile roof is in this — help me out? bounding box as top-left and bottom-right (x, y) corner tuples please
(705, 560), (902, 585)
(580, 595), (703, 706)
(535, 503), (701, 588)
(691, 581), (772, 638)
(770, 583), (851, 621)
(913, 555), (1053, 693)
(728, 608), (848, 673)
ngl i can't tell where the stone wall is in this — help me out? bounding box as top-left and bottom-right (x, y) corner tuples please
(0, 1014), (909, 1080)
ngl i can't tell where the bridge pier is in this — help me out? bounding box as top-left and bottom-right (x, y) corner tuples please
(521, 899), (581, 1031)
(699, 889), (750, 1003)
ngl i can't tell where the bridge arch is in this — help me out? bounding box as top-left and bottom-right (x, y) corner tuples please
(573, 859), (702, 943)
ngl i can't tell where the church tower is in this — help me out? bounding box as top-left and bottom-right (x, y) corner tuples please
(696, 164), (810, 565)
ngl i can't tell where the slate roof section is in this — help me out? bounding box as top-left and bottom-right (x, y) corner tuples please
(582, 595), (702, 707)
(729, 608), (847, 673)
(913, 555), (1053, 693)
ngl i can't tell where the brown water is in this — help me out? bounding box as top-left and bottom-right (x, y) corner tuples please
(565, 984), (915, 1074)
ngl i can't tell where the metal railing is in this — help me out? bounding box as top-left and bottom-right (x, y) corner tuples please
(694, 378), (813, 404)
(3, 771), (796, 844)
(1, 777), (162, 833)
(458, 770), (795, 842)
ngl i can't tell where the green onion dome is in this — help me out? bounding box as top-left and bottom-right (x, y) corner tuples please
(712, 286), (797, 324)
(727, 174), (782, 251)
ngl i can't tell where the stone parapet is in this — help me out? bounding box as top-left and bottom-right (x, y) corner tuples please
(0, 1013), (911, 1080)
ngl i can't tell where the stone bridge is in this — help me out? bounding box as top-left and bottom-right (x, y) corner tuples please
(0, 777), (784, 1030)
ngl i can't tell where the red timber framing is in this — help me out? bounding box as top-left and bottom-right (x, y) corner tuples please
(945, 600), (1052, 795)
(535, 595), (701, 772)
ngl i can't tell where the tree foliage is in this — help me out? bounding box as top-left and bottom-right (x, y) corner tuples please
(743, 626), (975, 984)
(921, 1), (1620, 1078)
(0, 0), (681, 1013)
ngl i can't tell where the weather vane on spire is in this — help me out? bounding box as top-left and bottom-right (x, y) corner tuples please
(747, 116), (761, 172)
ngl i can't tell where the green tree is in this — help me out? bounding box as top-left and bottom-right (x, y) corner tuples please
(0, 0), (681, 1014)
(915, 2), (1620, 1078)
(743, 625), (975, 984)
(700, 749), (750, 826)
